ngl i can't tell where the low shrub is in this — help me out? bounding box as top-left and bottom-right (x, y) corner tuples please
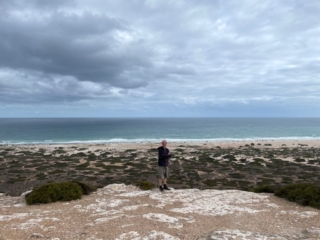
(253, 185), (275, 193)
(71, 152), (87, 157)
(308, 160), (319, 165)
(254, 158), (265, 163)
(75, 162), (90, 169)
(72, 181), (97, 195)
(203, 179), (219, 187)
(229, 173), (245, 179)
(88, 153), (97, 161)
(136, 181), (154, 190)
(221, 180), (238, 188)
(25, 182), (82, 205)
(275, 183), (320, 208)
(53, 149), (66, 154)
(295, 158), (306, 162)
(148, 148), (158, 153)
(175, 148), (185, 152)
(222, 154), (236, 161)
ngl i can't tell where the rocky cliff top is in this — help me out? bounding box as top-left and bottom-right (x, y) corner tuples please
(1, 184), (320, 240)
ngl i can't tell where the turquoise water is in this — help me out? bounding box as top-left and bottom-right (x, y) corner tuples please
(0, 118), (319, 144)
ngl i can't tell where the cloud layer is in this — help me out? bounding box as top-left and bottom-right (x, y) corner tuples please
(1, 0), (320, 117)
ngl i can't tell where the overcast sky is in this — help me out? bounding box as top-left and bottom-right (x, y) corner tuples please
(0, 0), (320, 117)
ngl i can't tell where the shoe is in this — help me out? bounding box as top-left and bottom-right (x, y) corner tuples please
(163, 184), (170, 190)
(159, 186), (164, 192)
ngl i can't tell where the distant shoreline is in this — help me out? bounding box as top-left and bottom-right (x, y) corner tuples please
(1, 138), (320, 146)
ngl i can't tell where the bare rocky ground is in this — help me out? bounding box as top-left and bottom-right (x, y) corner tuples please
(1, 184), (320, 240)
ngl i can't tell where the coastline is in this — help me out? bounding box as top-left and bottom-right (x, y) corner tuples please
(2, 138), (320, 150)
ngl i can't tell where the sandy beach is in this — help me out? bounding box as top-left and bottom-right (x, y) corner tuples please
(2, 138), (320, 154)
(2, 139), (320, 158)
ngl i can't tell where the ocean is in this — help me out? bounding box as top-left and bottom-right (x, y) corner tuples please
(0, 118), (319, 144)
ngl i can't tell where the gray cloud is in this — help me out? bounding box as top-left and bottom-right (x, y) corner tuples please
(0, 0), (320, 116)
(0, 9), (153, 88)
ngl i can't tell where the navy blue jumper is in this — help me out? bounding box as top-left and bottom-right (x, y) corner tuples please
(157, 146), (171, 167)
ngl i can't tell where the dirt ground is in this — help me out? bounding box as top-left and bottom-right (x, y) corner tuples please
(1, 184), (320, 240)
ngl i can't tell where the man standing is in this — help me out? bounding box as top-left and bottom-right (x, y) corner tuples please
(157, 140), (171, 192)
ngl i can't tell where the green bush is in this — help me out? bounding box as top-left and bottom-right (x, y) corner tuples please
(253, 185), (275, 193)
(72, 181), (97, 195)
(26, 182), (82, 205)
(295, 158), (306, 162)
(229, 173), (245, 179)
(53, 149), (66, 154)
(136, 181), (154, 190)
(148, 148), (158, 153)
(175, 148), (185, 152)
(203, 179), (219, 187)
(71, 152), (87, 157)
(275, 183), (320, 208)
(88, 153), (97, 161)
(75, 162), (90, 169)
(222, 154), (236, 161)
